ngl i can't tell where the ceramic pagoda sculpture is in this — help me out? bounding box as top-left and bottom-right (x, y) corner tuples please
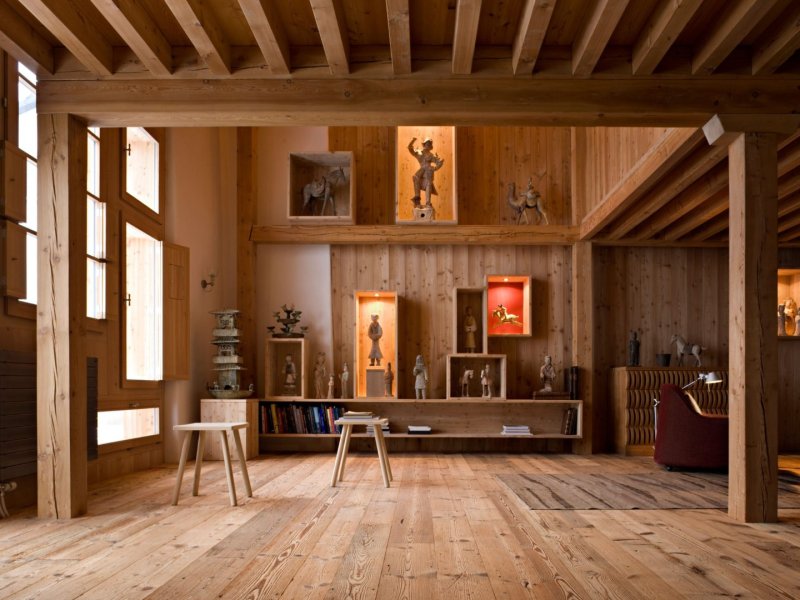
(208, 309), (253, 399)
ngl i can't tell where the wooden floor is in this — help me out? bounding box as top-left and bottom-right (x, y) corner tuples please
(2, 453), (800, 599)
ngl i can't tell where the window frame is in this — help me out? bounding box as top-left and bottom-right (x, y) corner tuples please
(120, 127), (165, 223)
(86, 126), (107, 322)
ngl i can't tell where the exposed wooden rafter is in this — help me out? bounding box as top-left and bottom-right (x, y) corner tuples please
(452, 0), (482, 75)
(165, 0), (231, 76)
(90, 0), (172, 76)
(512, 0), (557, 75)
(692, 0), (778, 75)
(752, 4), (800, 75)
(572, 0), (630, 76)
(309, 0), (350, 76)
(24, 0), (113, 76)
(662, 187), (728, 241)
(385, 0), (411, 75)
(238, 0), (291, 75)
(0, 2), (54, 74)
(632, 0), (703, 75)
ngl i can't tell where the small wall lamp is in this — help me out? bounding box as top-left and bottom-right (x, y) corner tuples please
(201, 272), (216, 290)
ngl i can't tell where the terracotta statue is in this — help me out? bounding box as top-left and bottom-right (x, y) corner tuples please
(480, 364), (493, 398)
(339, 362), (350, 399)
(327, 375), (335, 399)
(384, 363), (394, 397)
(413, 355), (429, 399)
(463, 306), (477, 352)
(313, 352), (327, 399)
(779, 304), (787, 336)
(461, 368), (473, 397)
(283, 354), (297, 395)
(627, 331), (640, 367)
(785, 297), (797, 335)
(367, 314), (383, 366)
(540, 355), (555, 392)
(407, 137), (444, 208)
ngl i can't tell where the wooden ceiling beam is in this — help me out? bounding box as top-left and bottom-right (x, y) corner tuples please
(686, 202), (729, 241)
(779, 225), (800, 243)
(511, 0), (556, 75)
(630, 161), (728, 240)
(385, 0), (411, 75)
(452, 0), (482, 75)
(579, 128), (704, 238)
(692, 0), (779, 75)
(572, 0), (630, 76)
(779, 168), (800, 199)
(90, 0), (172, 76)
(779, 191), (800, 219)
(24, 0), (113, 76)
(165, 0), (231, 76)
(752, 4), (800, 75)
(35, 78), (800, 128)
(238, 0), (291, 75)
(632, 0), (703, 75)
(310, 0), (350, 76)
(661, 187), (728, 241)
(779, 140), (800, 178)
(0, 3), (54, 74)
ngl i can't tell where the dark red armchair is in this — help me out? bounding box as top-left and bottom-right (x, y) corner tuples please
(653, 383), (728, 470)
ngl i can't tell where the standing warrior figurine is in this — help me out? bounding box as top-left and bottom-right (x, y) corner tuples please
(368, 314), (383, 366)
(539, 355), (555, 392)
(627, 331), (640, 367)
(339, 362), (350, 399)
(384, 363), (395, 397)
(408, 137), (444, 208)
(327, 375), (335, 399)
(283, 354), (297, 395)
(463, 306), (477, 353)
(480, 364), (493, 398)
(314, 352), (327, 399)
(413, 355), (429, 399)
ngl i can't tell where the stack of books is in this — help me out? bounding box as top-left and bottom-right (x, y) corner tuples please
(366, 420), (390, 436)
(407, 425), (432, 435)
(501, 424), (532, 436)
(339, 410), (374, 420)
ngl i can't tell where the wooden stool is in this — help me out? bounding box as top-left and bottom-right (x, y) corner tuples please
(172, 422), (253, 506)
(331, 418), (393, 488)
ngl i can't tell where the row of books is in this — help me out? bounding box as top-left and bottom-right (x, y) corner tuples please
(259, 403), (345, 434)
(562, 407), (579, 435)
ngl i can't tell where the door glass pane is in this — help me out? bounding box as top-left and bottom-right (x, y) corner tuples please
(97, 408), (159, 444)
(18, 77), (36, 157)
(125, 128), (159, 213)
(125, 223), (162, 380)
(87, 258), (106, 320)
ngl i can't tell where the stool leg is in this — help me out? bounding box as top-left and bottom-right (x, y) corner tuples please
(331, 427), (347, 487)
(172, 431), (192, 505)
(219, 430), (238, 506)
(232, 428), (252, 498)
(374, 429), (390, 488)
(193, 431), (205, 496)
(337, 424), (353, 482)
(377, 428), (392, 481)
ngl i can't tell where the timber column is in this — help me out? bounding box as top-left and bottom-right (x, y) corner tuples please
(36, 114), (88, 518)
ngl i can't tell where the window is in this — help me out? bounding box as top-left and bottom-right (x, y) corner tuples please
(125, 222), (163, 381)
(97, 408), (160, 445)
(86, 127), (106, 319)
(125, 127), (160, 214)
(18, 63), (37, 305)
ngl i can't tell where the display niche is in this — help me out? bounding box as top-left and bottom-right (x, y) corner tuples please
(265, 338), (306, 400)
(355, 291), (398, 398)
(453, 287), (487, 354)
(288, 151), (354, 223)
(486, 275), (531, 341)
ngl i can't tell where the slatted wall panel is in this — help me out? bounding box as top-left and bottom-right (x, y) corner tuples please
(0, 350), (35, 480)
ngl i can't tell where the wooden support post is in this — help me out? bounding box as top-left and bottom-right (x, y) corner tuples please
(36, 113), (88, 518)
(236, 128), (257, 386)
(572, 241), (594, 454)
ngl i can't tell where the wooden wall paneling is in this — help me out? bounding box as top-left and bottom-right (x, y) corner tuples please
(163, 242), (190, 380)
(236, 128), (256, 387)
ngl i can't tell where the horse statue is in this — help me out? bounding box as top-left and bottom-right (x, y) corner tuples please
(492, 304), (522, 328)
(301, 166), (347, 216)
(460, 369), (474, 397)
(671, 334), (705, 366)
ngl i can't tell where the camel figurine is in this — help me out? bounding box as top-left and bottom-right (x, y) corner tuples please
(671, 334), (705, 366)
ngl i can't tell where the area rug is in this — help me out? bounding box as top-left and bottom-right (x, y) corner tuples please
(497, 470), (800, 510)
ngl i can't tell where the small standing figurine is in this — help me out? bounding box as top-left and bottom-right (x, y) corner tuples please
(368, 314), (383, 366)
(785, 298), (798, 335)
(327, 375), (335, 399)
(480, 364), (493, 398)
(313, 352), (327, 399)
(627, 331), (640, 367)
(779, 304), (787, 336)
(384, 363), (395, 397)
(413, 355), (429, 400)
(461, 368), (473, 397)
(339, 362), (350, 399)
(539, 355), (555, 392)
(463, 306), (477, 353)
(408, 137), (444, 208)
(284, 354), (297, 395)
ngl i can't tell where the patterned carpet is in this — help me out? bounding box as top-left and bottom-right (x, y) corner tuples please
(498, 470), (800, 510)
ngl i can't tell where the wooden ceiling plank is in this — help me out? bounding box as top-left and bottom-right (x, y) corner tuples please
(692, 0), (779, 75)
(662, 187), (728, 241)
(385, 0), (411, 75)
(452, 0), (482, 75)
(572, 0), (630, 77)
(606, 142), (729, 239)
(309, 0), (350, 76)
(511, 0), (556, 75)
(90, 0), (172, 76)
(778, 202), (800, 234)
(238, 0), (291, 75)
(779, 140), (800, 178)
(632, 0), (703, 75)
(164, 0), (231, 76)
(778, 128), (800, 152)
(0, 2), (54, 74)
(24, 0), (113, 76)
(685, 203), (729, 241)
(779, 226), (800, 243)
(752, 4), (800, 75)
(779, 191), (800, 219)
(779, 169), (800, 199)
(631, 161), (728, 240)
(579, 128), (704, 239)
